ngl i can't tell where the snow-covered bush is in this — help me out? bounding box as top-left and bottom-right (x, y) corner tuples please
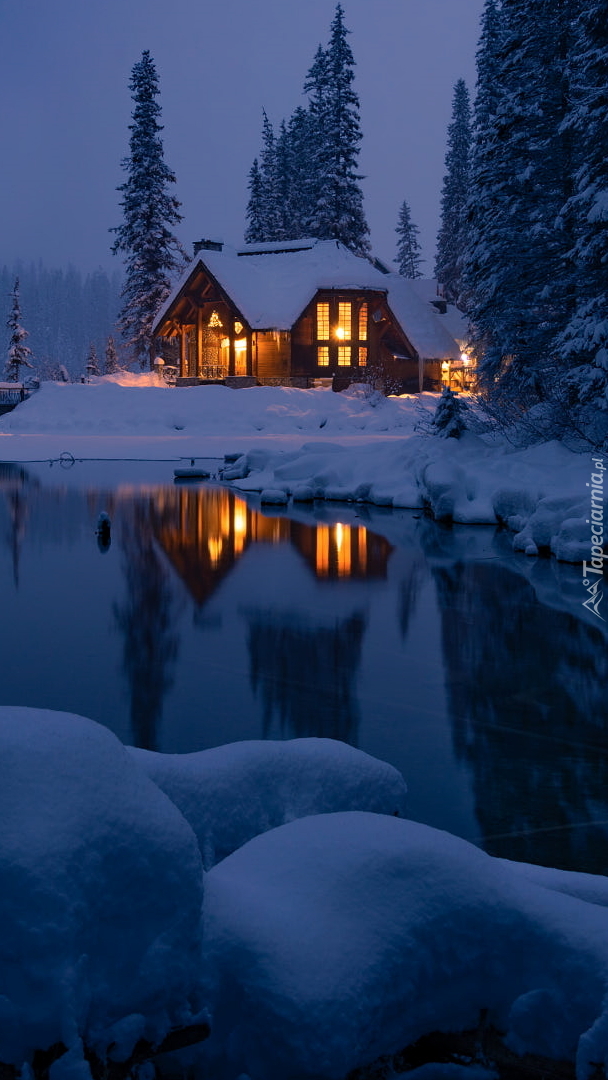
(433, 386), (469, 438)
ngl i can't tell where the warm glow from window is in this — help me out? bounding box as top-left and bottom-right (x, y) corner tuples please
(209, 311), (223, 328)
(234, 321), (243, 334)
(316, 526), (329, 575)
(338, 345), (351, 366)
(318, 346), (330, 367)
(317, 302), (330, 340)
(235, 338), (247, 352)
(358, 347), (367, 367)
(337, 302), (351, 341)
(358, 303), (368, 341)
(220, 337), (230, 349)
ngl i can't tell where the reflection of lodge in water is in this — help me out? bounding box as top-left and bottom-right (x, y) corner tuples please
(147, 486), (392, 607)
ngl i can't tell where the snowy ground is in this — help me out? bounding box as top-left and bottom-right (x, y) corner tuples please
(0, 378), (601, 562)
(3, 706), (608, 1080)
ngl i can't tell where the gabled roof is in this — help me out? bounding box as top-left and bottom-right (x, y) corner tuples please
(155, 239), (461, 361)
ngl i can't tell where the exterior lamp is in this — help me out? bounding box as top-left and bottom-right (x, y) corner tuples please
(335, 327), (346, 340)
(460, 352), (470, 366)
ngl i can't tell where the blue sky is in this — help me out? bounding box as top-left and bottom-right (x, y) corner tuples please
(1, 0), (484, 273)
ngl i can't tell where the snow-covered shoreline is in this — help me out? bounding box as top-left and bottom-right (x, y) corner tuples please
(4, 706), (608, 1080)
(0, 380), (600, 563)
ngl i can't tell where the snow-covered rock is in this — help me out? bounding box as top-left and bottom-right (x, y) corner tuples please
(0, 707), (204, 1067)
(128, 738), (407, 869)
(199, 812), (608, 1080)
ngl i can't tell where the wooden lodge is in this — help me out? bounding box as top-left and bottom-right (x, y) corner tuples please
(152, 239), (468, 394)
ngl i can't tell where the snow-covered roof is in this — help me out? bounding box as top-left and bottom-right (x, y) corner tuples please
(156, 240), (461, 360)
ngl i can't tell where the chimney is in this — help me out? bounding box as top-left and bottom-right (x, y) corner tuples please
(193, 239), (224, 256)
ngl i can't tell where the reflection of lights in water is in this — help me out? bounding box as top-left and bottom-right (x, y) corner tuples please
(234, 503), (247, 536)
(208, 536), (223, 565)
(234, 501), (247, 555)
(335, 522), (343, 549)
(316, 526), (329, 575)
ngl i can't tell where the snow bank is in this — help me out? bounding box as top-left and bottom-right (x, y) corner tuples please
(128, 738), (407, 869)
(0, 380), (428, 437)
(200, 812), (608, 1080)
(0, 707), (204, 1067)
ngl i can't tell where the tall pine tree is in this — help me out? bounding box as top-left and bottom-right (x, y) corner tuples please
(307, 5), (370, 254)
(435, 79), (471, 304)
(5, 278), (33, 382)
(111, 51), (186, 366)
(556, 0), (608, 445)
(244, 158), (265, 243)
(395, 200), (423, 278)
(464, 0), (576, 408)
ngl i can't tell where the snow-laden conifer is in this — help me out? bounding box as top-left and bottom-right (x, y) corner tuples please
(432, 386), (469, 439)
(464, 0), (575, 410)
(111, 51), (186, 366)
(306, 5), (370, 255)
(245, 159), (265, 243)
(555, 0), (608, 446)
(5, 278), (33, 382)
(104, 336), (121, 376)
(85, 342), (101, 380)
(395, 200), (423, 278)
(435, 80), (471, 304)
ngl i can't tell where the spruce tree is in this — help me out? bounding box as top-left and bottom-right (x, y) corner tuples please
(435, 79), (471, 303)
(556, 0), (608, 445)
(307, 5), (370, 254)
(85, 342), (101, 379)
(104, 335), (121, 375)
(111, 51), (186, 366)
(285, 106), (316, 237)
(395, 200), (423, 278)
(258, 110), (281, 241)
(5, 278), (33, 382)
(244, 158), (265, 243)
(464, 0), (575, 408)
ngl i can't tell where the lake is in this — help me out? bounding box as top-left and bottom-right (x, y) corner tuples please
(1, 459), (607, 875)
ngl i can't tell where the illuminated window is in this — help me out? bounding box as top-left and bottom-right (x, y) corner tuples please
(338, 345), (351, 366)
(358, 303), (368, 341)
(358, 347), (367, 367)
(337, 302), (351, 341)
(317, 346), (330, 367)
(317, 302), (330, 340)
(234, 321), (243, 334)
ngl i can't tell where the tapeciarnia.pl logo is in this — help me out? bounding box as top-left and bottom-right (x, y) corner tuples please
(582, 456), (605, 620)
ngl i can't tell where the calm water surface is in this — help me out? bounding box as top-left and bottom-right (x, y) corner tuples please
(1, 459), (607, 874)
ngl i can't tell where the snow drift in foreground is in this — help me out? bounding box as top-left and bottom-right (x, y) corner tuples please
(0, 707), (205, 1067)
(129, 738), (407, 869)
(200, 812), (608, 1080)
(3, 705), (608, 1080)
(0, 379), (595, 563)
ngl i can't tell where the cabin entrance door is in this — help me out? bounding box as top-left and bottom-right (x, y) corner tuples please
(200, 311), (229, 379)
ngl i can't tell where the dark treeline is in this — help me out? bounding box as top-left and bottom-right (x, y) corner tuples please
(1, 263), (122, 380)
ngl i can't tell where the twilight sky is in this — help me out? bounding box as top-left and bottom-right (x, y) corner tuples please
(1, 0), (485, 275)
